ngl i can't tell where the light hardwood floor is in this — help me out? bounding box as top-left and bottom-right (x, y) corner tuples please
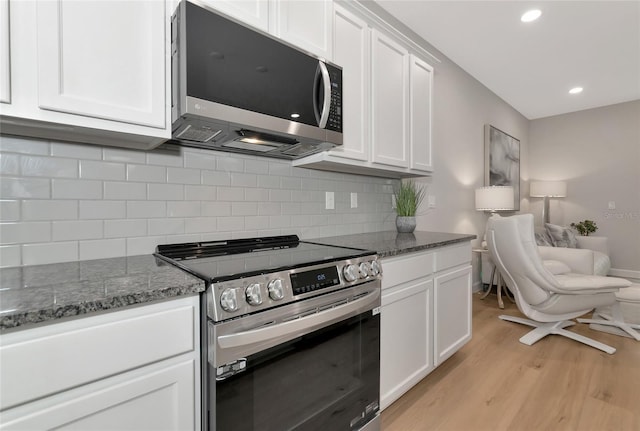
(381, 292), (640, 431)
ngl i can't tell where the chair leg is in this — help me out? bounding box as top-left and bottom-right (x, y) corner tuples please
(577, 303), (640, 341)
(499, 315), (616, 354)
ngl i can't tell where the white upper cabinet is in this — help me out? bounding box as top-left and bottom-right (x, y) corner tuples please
(202, 0), (332, 59)
(371, 29), (409, 168)
(0, 0), (170, 150)
(327, 4), (369, 162)
(202, 0), (270, 32)
(410, 55), (434, 172)
(272, 0), (332, 59)
(36, 0), (165, 128)
(0, 0), (10, 104)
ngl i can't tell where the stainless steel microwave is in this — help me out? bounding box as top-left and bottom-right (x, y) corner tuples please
(170, 1), (343, 159)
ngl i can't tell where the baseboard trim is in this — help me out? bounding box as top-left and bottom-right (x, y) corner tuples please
(472, 280), (483, 293)
(609, 268), (640, 281)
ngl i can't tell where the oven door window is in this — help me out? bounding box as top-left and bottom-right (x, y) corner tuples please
(214, 311), (380, 431)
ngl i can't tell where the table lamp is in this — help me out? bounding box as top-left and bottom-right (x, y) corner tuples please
(530, 181), (567, 224)
(475, 186), (515, 213)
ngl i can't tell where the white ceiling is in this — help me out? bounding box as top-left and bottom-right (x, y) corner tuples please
(374, 0), (640, 119)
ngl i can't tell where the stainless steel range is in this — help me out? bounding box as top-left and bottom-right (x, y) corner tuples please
(154, 235), (382, 431)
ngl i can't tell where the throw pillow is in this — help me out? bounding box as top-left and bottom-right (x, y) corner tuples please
(535, 231), (553, 246)
(545, 223), (578, 248)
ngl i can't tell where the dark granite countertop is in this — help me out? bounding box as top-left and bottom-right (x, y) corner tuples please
(0, 255), (205, 331)
(306, 230), (476, 258)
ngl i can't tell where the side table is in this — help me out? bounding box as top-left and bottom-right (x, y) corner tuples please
(473, 248), (514, 309)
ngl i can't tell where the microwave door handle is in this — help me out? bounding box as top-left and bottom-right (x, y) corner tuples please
(216, 288), (379, 350)
(313, 61), (331, 128)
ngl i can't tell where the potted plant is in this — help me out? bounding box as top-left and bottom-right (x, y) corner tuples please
(570, 219), (598, 236)
(394, 180), (425, 233)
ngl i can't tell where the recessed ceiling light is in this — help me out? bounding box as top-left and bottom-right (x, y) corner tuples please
(521, 9), (542, 23)
(569, 87), (583, 94)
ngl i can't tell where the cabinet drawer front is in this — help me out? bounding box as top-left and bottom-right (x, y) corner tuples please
(0, 296), (198, 411)
(382, 250), (434, 289)
(434, 243), (471, 272)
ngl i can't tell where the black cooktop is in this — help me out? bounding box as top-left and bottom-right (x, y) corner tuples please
(154, 235), (372, 283)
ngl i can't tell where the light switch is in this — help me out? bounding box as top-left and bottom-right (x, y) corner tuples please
(351, 192), (358, 208)
(325, 191), (335, 210)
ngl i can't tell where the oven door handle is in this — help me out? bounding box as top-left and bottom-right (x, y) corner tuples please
(217, 288), (380, 350)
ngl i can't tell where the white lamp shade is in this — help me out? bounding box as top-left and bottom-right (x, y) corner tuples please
(530, 181), (567, 197)
(475, 186), (515, 211)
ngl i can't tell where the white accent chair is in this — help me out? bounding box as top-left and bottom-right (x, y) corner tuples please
(486, 214), (634, 354)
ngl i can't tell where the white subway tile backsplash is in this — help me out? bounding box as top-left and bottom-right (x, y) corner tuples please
(126, 236), (166, 256)
(217, 187), (244, 201)
(1, 137), (397, 266)
(20, 156), (78, 178)
(0, 136), (49, 155)
(185, 185), (217, 201)
(167, 167), (200, 184)
(80, 160), (125, 180)
(53, 179), (102, 199)
(148, 218), (184, 235)
(0, 200), (20, 221)
(51, 142), (102, 159)
(103, 181), (146, 200)
(0, 177), (50, 199)
(126, 201), (166, 218)
(79, 238), (126, 260)
(22, 241), (78, 266)
(0, 245), (21, 267)
(202, 170), (230, 186)
(80, 200), (126, 219)
(148, 183), (184, 201)
(0, 222), (51, 244)
(0, 153), (20, 175)
(103, 148), (146, 163)
(167, 201), (201, 217)
(22, 200), (78, 221)
(127, 164), (166, 183)
(185, 217), (217, 233)
(52, 220), (103, 241)
(201, 201), (231, 217)
(217, 216), (245, 232)
(105, 219), (147, 238)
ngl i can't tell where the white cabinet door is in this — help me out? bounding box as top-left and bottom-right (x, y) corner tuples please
(0, 358), (197, 430)
(371, 29), (409, 168)
(202, 0), (270, 32)
(409, 54), (433, 172)
(380, 279), (433, 411)
(36, 0), (166, 128)
(273, 0), (332, 59)
(327, 4), (369, 161)
(0, 0), (10, 104)
(434, 265), (472, 366)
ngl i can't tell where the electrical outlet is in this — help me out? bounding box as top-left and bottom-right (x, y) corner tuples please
(428, 195), (436, 209)
(351, 192), (358, 208)
(608, 201), (616, 210)
(325, 191), (335, 210)
(391, 195), (396, 209)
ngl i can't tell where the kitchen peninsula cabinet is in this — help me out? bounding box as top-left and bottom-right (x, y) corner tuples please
(293, 1), (434, 178)
(200, 0), (333, 59)
(380, 242), (472, 410)
(0, 296), (200, 430)
(0, 0), (169, 150)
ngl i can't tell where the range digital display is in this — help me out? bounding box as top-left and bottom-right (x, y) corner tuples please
(290, 266), (340, 295)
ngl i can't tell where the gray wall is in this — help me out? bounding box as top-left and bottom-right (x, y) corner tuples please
(529, 101), (640, 275)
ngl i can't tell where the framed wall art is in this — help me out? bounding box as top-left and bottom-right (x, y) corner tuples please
(484, 124), (520, 210)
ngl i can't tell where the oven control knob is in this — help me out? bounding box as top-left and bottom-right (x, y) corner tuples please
(343, 264), (358, 282)
(268, 279), (285, 301)
(220, 288), (238, 312)
(370, 260), (381, 276)
(245, 283), (263, 306)
(359, 262), (371, 278)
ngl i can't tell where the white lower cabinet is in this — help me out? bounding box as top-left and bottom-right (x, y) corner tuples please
(380, 242), (472, 411)
(0, 296), (200, 430)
